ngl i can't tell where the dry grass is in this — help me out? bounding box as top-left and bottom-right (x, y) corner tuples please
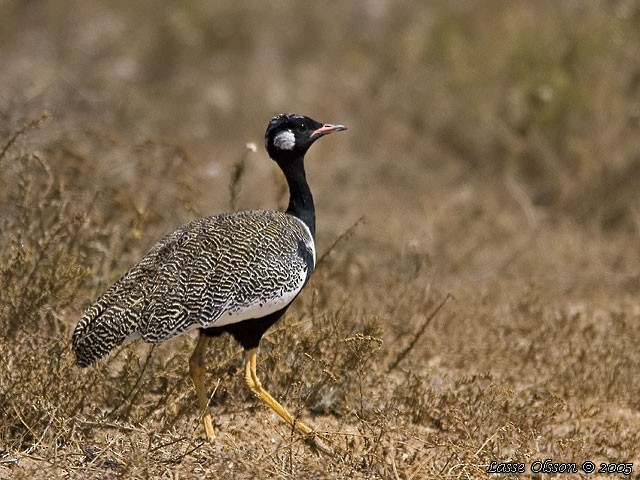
(2, 1), (640, 478)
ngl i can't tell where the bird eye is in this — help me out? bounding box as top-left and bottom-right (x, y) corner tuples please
(296, 123), (306, 133)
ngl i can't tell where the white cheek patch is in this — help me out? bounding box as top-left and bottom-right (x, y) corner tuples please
(274, 130), (296, 150)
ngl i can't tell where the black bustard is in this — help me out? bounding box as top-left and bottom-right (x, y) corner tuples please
(72, 113), (346, 452)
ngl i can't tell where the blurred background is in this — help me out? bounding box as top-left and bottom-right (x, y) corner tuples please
(2, 0), (639, 293)
(3, 0), (640, 297)
(1, 0), (640, 476)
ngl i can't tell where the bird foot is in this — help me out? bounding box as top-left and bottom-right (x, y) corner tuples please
(304, 432), (336, 457)
(203, 414), (216, 442)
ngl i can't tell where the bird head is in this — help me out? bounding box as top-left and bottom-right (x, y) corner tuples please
(264, 113), (347, 163)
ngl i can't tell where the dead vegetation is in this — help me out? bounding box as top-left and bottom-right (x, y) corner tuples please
(2, 1), (640, 478)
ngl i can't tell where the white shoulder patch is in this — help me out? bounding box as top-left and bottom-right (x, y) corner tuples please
(273, 130), (295, 150)
(291, 216), (316, 267)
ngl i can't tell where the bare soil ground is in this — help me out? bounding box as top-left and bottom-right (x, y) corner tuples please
(2, 1), (640, 478)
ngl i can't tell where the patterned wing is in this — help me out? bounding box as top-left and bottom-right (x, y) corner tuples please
(137, 210), (315, 342)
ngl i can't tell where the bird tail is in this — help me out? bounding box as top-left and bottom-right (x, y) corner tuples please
(72, 296), (141, 368)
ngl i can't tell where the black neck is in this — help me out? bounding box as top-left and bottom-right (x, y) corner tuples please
(280, 156), (315, 239)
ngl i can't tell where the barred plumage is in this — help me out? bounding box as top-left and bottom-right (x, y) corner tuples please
(72, 210), (315, 367)
(72, 113), (346, 453)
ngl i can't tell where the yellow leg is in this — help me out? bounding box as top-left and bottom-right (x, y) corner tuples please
(189, 333), (215, 441)
(243, 348), (333, 454)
